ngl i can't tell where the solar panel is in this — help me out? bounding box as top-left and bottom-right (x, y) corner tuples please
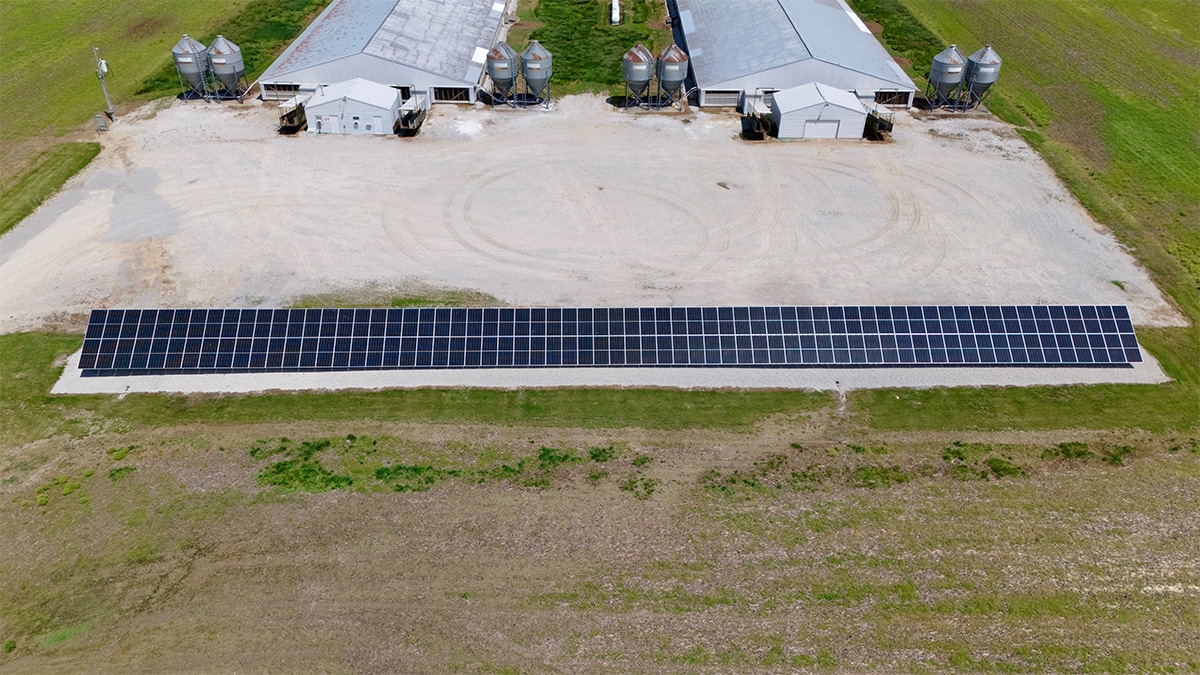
(77, 305), (1143, 377)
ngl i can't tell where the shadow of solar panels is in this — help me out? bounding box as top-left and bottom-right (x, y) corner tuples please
(77, 305), (1142, 377)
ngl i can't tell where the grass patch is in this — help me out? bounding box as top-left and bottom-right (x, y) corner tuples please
(288, 282), (500, 309)
(1042, 441), (1094, 460)
(135, 0), (331, 98)
(41, 621), (94, 649)
(850, 0), (1200, 435)
(618, 472), (658, 500)
(845, 0), (943, 79)
(1101, 445), (1134, 467)
(1, 332), (834, 447)
(537, 446), (584, 468)
(374, 463), (462, 492)
(983, 456), (1025, 479)
(0, 143), (100, 237)
(3, 639), (14, 653)
(851, 465), (911, 489)
(513, 0), (672, 94)
(588, 445), (618, 462)
(107, 466), (137, 482)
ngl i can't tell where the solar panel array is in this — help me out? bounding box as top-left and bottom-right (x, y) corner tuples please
(78, 305), (1142, 377)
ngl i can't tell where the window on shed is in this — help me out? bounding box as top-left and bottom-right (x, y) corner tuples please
(433, 87), (471, 103)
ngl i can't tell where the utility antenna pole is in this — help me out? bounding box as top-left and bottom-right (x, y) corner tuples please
(93, 46), (115, 120)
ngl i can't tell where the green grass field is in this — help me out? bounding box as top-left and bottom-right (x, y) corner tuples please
(848, 0), (1200, 433)
(0, 143), (99, 237)
(506, 0), (672, 94)
(0, 0), (329, 240)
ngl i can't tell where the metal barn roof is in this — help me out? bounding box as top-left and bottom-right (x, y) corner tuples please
(675, 0), (916, 93)
(261, 0), (504, 84)
(772, 82), (866, 113)
(306, 78), (401, 110)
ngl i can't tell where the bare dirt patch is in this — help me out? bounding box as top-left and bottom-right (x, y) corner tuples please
(0, 94), (1184, 335)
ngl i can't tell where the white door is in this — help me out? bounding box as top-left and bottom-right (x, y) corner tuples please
(804, 120), (839, 139)
(373, 116), (384, 134)
(329, 116), (340, 134)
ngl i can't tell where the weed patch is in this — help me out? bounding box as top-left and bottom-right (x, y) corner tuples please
(984, 457), (1026, 478)
(3, 639), (13, 653)
(631, 454), (653, 468)
(107, 466), (137, 482)
(589, 445), (618, 462)
(375, 464), (462, 492)
(107, 445), (137, 461)
(256, 458), (352, 493)
(538, 446), (584, 468)
(1102, 446), (1134, 467)
(1042, 442), (1095, 460)
(619, 473), (659, 500)
(852, 465), (911, 489)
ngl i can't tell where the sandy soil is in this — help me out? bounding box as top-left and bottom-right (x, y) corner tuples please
(0, 95), (1184, 337)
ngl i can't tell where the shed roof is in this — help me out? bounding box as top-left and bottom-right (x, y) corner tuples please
(772, 82), (866, 113)
(307, 77), (401, 110)
(261, 0), (504, 83)
(676, 0), (915, 91)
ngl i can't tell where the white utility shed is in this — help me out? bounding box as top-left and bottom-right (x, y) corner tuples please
(306, 78), (401, 135)
(769, 82), (866, 139)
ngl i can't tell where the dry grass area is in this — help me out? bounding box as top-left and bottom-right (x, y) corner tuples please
(2, 416), (1197, 672)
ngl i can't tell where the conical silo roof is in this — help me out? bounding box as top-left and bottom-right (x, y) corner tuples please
(967, 44), (1001, 67)
(208, 35), (241, 58)
(172, 34), (207, 56)
(933, 44), (966, 67)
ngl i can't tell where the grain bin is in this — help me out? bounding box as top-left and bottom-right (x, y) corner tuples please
(207, 35), (246, 95)
(656, 44), (689, 99)
(172, 35), (209, 95)
(487, 42), (520, 95)
(522, 41), (553, 101)
(929, 45), (966, 100)
(622, 43), (655, 98)
(965, 45), (1001, 103)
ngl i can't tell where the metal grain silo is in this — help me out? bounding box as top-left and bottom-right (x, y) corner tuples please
(965, 45), (1001, 103)
(522, 41), (553, 100)
(656, 44), (688, 98)
(929, 44), (966, 99)
(487, 42), (520, 94)
(207, 35), (246, 94)
(172, 35), (209, 93)
(623, 43), (655, 98)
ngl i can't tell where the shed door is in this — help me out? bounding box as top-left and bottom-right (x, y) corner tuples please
(328, 116), (340, 134)
(804, 120), (839, 139)
(373, 116), (383, 133)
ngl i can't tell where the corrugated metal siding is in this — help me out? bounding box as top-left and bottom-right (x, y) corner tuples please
(704, 58), (915, 104)
(264, 53), (478, 95)
(307, 94), (398, 134)
(771, 101), (865, 139)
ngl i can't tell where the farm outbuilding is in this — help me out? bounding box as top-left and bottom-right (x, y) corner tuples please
(672, 0), (917, 109)
(769, 82), (866, 139)
(259, 0), (506, 104)
(306, 78), (401, 135)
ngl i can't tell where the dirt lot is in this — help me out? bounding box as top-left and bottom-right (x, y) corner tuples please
(0, 95), (1183, 336)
